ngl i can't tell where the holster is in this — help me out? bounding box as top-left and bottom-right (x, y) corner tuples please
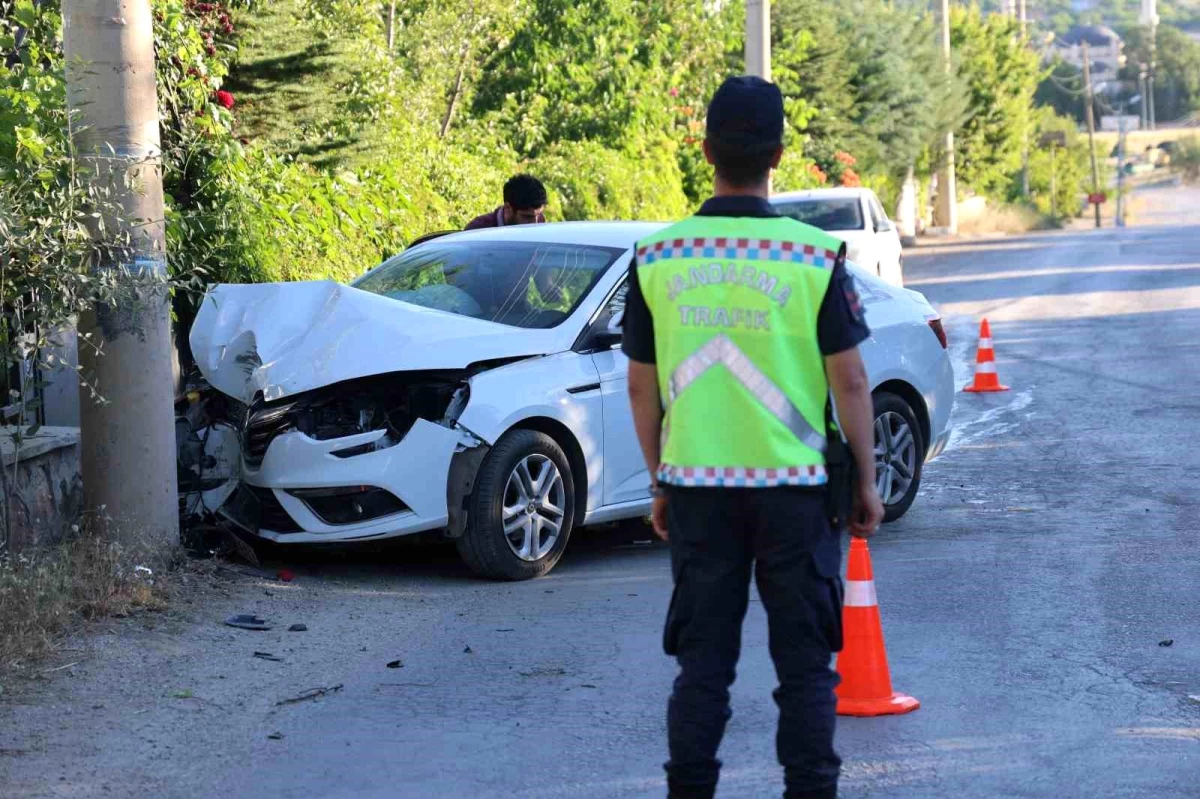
(823, 400), (857, 528)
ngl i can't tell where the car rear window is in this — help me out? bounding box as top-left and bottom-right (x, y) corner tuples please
(772, 198), (864, 232)
(352, 240), (625, 329)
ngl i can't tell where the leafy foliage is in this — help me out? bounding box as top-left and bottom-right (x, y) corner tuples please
(950, 7), (1042, 197)
(1121, 24), (1200, 124)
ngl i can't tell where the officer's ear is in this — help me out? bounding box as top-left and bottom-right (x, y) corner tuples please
(769, 144), (784, 170)
(702, 138), (716, 166)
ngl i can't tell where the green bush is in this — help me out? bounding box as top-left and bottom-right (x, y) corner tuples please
(1017, 108), (1095, 221)
(537, 138), (690, 222)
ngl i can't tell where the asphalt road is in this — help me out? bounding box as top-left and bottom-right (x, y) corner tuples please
(3, 185), (1198, 798)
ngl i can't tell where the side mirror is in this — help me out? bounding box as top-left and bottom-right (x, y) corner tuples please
(607, 308), (624, 333)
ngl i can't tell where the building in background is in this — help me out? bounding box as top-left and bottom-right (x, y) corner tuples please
(1049, 25), (1126, 95)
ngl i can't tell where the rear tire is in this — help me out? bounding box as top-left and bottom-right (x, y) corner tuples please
(872, 391), (924, 523)
(456, 429), (575, 580)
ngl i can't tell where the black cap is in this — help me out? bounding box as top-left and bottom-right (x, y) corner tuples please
(706, 75), (784, 153)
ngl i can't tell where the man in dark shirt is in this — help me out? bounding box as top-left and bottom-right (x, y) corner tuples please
(622, 76), (884, 799)
(464, 174), (548, 230)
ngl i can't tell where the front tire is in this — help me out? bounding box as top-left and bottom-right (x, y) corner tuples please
(456, 429), (575, 580)
(873, 392), (924, 523)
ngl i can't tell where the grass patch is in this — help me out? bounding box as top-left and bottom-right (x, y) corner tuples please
(956, 201), (1058, 236)
(0, 524), (179, 680)
(225, 0), (367, 168)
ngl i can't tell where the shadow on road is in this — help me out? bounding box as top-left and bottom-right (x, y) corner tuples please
(238, 519), (666, 586)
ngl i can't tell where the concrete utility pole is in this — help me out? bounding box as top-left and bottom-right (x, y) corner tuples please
(746, 0), (771, 80)
(1139, 64), (1149, 130)
(1141, 0), (1158, 130)
(386, 0), (396, 51)
(934, 0), (957, 234)
(62, 1), (179, 542)
(1081, 40), (1103, 229)
(1019, 0), (1027, 36)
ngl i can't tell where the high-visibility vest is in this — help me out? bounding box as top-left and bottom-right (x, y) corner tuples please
(636, 214), (847, 488)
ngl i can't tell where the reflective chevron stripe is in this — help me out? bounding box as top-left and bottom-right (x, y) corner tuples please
(669, 334), (826, 454)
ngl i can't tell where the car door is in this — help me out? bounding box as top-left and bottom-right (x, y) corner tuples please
(587, 278), (651, 507)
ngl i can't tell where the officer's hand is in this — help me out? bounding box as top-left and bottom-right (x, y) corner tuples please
(849, 482), (884, 538)
(651, 495), (669, 541)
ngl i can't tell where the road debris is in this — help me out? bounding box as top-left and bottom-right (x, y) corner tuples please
(267, 732), (284, 740)
(463, 644), (473, 654)
(276, 685), (344, 706)
(277, 569), (296, 583)
(288, 624), (308, 632)
(386, 660), (404, 669)
(495, 628), (515, 633)
(1159, 639), (1174, 647)
(253, 652), (283, 662)
(224, 614), (271, 631)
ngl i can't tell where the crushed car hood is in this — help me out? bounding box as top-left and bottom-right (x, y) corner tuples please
(190, 281), (553, 403)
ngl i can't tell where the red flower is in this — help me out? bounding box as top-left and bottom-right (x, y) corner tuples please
(214, 90), (235, 109)
(840, 168), (861, 187)
(669, 87), (679, 98)
(835, 151), (857, 166)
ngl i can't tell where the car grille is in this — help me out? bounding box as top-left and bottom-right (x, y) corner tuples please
(243, 399), (299, 468)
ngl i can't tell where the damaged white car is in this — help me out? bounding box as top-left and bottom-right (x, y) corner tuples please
(180, 222), (954, 580)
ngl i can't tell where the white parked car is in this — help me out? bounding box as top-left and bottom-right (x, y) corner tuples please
(183, 222), (952, 580)
(771, 188), (905, 287)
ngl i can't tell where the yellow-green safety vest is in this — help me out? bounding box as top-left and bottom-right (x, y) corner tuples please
(636, 214), (847, 488)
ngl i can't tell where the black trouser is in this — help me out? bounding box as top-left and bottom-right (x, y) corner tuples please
(663, 487), (844, 799)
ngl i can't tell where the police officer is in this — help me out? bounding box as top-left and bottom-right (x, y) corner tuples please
(621, 76), (885, 799)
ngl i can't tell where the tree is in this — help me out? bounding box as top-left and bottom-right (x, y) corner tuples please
(950, 6), (1042, 198)
(836, 0), (968, 181)
(1122, 24), (1200, 123)
(1036, 59), (1087, 124)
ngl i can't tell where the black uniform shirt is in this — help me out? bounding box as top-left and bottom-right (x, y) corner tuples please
(621, 196), (870, 365)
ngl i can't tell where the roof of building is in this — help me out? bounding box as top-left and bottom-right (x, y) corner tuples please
(1060, 24), (1122, 47)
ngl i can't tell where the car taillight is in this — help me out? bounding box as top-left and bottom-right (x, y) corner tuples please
(927, 317), (948, 349)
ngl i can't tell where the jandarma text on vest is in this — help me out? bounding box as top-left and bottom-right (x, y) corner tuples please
(665, 263), (793, 308)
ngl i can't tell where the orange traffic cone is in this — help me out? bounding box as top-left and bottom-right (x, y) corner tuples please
(835, 538), (920, 717)
(963, 318), (1009, 393)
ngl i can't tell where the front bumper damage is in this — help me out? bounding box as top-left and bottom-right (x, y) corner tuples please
(183, 373), (495, 544)
(222, 418), (484, 543)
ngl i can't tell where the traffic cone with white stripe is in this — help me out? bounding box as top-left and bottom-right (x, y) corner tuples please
(835, 538), (920, 717)
(963, 318), (1009, 393)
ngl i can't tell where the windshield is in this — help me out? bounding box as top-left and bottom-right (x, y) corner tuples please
(352, 240), (625, 329)
(772, 198), (864, 232)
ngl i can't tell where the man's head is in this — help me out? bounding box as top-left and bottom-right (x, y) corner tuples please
(703, 76), (785, 191)
(502, 174), (548, 225)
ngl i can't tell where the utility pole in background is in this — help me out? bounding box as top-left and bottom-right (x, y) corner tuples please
(62, 1), (179, 542)
(746, 0), (772, 192)
(1138, 63), (1149, 130)
(746, 0), (771, 80)
(386, 0), (396, 50)
(934, 0), (958, 234)
(1081, 40), (1103, 229)
(1141, 0), (1158, 129)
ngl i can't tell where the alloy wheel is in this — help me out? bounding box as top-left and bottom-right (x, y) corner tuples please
(502, 454), (566, 561)
(874, 411), (918, 506)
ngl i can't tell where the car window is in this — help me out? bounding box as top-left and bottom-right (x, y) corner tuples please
(867, 196), (884, 229)
(772, 198), (864, 231)
(596, 279), (628, 334)
(352, 241), (625, 329)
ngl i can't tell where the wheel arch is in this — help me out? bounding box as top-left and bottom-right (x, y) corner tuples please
(873, 379), (930, 454)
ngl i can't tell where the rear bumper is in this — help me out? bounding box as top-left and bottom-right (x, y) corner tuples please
(220, 418), (481, 544)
